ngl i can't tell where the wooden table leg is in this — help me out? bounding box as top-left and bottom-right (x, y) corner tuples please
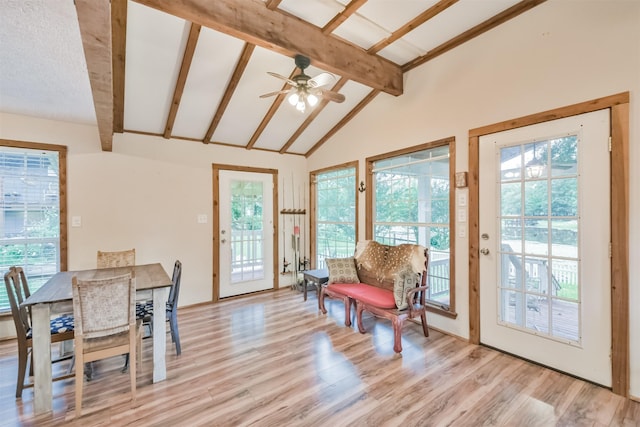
(152, 287), (169, 383)
(32, 303), (52, 414)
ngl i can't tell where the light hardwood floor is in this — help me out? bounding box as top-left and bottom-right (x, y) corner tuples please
(1, 288), (638, 426)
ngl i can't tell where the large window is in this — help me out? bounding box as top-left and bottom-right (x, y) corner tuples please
(368, 138), (455, 312)
(0, 140), (67, 312)
(311, 163), (358, 269)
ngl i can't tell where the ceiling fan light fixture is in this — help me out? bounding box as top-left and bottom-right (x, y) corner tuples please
(262, 55), (344, 113)
(288, 92), (299, 106)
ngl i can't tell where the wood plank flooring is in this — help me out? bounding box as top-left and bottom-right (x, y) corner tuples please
(0, 288), (638, 426)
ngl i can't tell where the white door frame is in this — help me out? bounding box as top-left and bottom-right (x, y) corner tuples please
(468, 92), (630, 396)
(213, 164), (279, 302)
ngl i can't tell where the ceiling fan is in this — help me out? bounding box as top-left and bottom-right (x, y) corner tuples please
(260, 54), (345, 113)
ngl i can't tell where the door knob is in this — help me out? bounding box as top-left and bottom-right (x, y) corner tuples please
(480, 248), (490, 255)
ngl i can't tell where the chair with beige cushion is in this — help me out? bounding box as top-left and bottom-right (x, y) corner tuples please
(4, 266), (74, 398)
(72, 272), (141, 417)
(97, 248), (135, 269)
(96, 248), (137, 373)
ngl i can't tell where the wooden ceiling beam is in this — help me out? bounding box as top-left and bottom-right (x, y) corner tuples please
(132, 0), (403, 96)
(164, 23), (201, 139)
(402, 0), (547, 72)
(204, 43), (255, 143)
(368, 0), (459, 54)
(265, 0), (282, 10)
(305, 89), (380, 157)
(323, 0), (368, 34)
(75, 0), (114, 151)
(111, 0), (127, 133)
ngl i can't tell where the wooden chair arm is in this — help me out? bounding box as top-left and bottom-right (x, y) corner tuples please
(406, 285), (428, 311)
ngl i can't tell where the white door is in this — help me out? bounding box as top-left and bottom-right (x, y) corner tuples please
(218, 170), (275, 298)
(479, 110), (611, 386)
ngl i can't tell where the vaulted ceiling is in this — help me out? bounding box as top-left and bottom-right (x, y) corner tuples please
(0, 0), (546, 156)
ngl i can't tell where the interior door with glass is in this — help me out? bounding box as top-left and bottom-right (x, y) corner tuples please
(479, 110), (611, 386)
(218, 170), (275, 298)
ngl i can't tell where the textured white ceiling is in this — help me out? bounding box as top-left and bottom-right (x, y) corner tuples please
(0, 0), (96, 125)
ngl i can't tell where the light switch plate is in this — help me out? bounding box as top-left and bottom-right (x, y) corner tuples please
(457, 208), (467, 223)
(71, 216), (82, 227)
(197, 214), (208, 224)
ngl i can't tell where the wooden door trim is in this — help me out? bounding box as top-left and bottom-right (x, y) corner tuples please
(468, 92), (630, 396)
(212, 164), (279, 302)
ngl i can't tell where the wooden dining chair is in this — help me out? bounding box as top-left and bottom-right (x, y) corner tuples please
(72, 272), (141, 417)
(97, 248), (135, 269)
(96, 248), (137, 373)
(4, 266), (74, 398)
(135, 260), (182, 355)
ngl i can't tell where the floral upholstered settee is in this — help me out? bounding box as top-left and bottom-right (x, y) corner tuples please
(319, 240), (429, 353)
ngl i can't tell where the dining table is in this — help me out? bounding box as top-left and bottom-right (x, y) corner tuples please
(21, 263), (173, 415)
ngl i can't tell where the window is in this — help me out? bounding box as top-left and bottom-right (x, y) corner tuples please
(368, 138), (455, 312)
(0, 140), (67, 312)
(311, 163), (358, 269)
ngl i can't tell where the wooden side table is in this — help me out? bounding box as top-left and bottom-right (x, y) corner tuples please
(302, 268), (329, 303)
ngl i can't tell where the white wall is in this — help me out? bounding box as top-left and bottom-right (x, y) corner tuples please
(308, 0), (640, 397)
(1, 0), (638, 398)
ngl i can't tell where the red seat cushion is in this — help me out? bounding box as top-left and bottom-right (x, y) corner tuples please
(327, 283), (396, 309)
(326, 283), (362, 297)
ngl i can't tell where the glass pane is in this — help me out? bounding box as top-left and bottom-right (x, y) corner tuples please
(316, 167), (356, 268)
(551, 177), (577, 216)
(524, 220), (548, 256)
(552, 299), (579, 341)
(524, 181), (547, 216)
(552, 259), (578, 300)
(428, 250), (449, 305)
(230, 180), (264, 283)
(430, 178), (449, 224)
(524, 141), (548, 179)
(500, 145), (522, 181)
(500, 251), (523, 290)
(501, 218), (521, 253)
(501, 182), (521, 216)
(501, 289), (525, 327)
(495, 135), (582, 344)
(551, 219), (577, 258)
(524, 256), (548, 294)
(526, 294), (548, 333)
(430, 226), (449, 251)
(0, 148), (61, 311)
(550, 135), (578, 177)
(373, 144), (451, 307)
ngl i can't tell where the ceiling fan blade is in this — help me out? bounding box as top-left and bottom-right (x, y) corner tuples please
(308, 72), (336, 88)
(259, 89), (292, 98)
(267, 71), (297, 87)
(319, 90), (345, 103)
